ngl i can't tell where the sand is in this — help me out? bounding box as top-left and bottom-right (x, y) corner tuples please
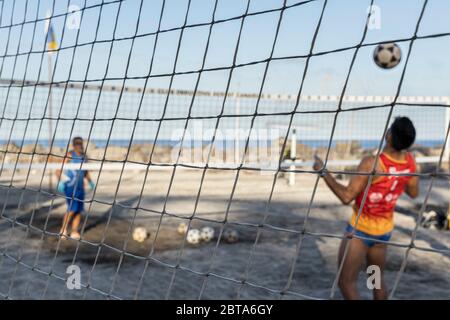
(0, 168), (448, 300)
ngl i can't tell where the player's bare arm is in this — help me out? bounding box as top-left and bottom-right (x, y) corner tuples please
(313, 155), (375, 205)
(405, 160), (419, 199)
(55, 151), (71, 179)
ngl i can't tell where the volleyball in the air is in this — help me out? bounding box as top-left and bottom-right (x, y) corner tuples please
(200, 226), (215, 242)
(186, 229), (201, 245)
(223, 229), (239, 244)
(373, 43), (402, 69)
(177, 222), (188, 235)
(132, 227), (149, 243)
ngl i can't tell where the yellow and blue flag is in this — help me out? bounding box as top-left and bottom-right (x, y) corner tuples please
(46, 22), (58, 51)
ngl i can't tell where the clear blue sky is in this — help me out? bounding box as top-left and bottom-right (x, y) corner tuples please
(0, 0), (448, 143)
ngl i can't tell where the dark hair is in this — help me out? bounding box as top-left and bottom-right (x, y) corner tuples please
(390, 117), (416, 151)
(72, 136), (83, 145)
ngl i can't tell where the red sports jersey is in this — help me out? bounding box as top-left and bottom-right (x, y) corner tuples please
(350, 152), (416, 235)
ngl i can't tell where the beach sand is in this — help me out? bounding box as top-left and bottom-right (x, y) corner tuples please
(0, 168), (448, 300)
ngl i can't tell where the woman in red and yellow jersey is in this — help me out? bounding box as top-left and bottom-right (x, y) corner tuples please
(313, 117), (419, 300)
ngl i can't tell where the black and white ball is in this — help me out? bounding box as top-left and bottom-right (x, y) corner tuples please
(223, 229), (239, 244)
(186, 229), (201, 245)
(373, 43), (401, 69)
(421, 210), (448, 230)
(200, 226), (215, 242)
(132, 227), (149, 243)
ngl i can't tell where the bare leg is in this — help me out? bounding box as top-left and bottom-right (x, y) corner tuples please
(338, 235), (369, 300)
(367, 243), (388, 300)
(60, 211), (74, 238)
(70, 214), (82, 239)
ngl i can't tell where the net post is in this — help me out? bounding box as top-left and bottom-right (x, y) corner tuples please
(288, 128), (296, 186)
